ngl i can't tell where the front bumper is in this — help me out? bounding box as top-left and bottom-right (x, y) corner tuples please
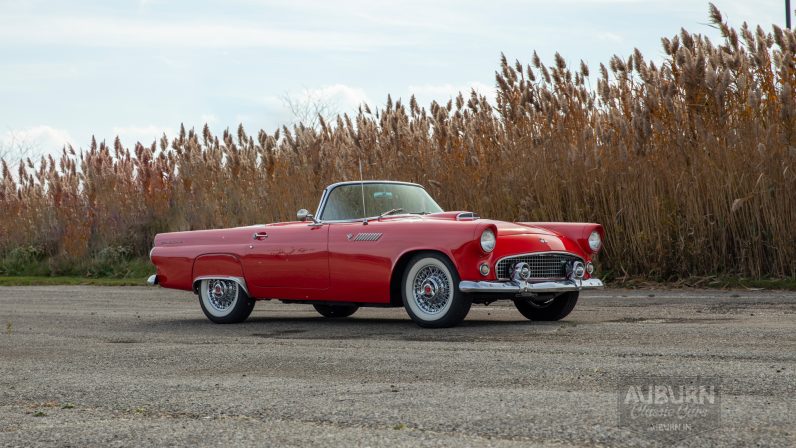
(459, 278), (603, 294)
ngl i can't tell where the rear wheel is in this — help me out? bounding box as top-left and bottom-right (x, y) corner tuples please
(401, 253), (471, 328)
(313, 304), (359, 318)
(199, 279), (255, 324)
(513, 291), (579, 321)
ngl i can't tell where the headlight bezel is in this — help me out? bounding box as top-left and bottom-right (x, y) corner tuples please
(588, 231), (601, 252)
(480, 228), (496, 253)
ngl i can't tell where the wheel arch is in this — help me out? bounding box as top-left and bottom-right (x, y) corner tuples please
(191, 253), (250, 296)
(389, 249), (459, 307)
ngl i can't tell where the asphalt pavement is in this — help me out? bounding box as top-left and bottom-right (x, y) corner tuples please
(0, 286), (794, 447)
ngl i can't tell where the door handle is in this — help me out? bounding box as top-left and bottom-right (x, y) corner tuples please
(253, 232), (268, 240)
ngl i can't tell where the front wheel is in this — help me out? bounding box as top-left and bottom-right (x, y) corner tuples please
(401, 253), (471, 328)
(513, 291), (579, 321)
(199, 279), (255, 324)
(313, 304), (359, 318)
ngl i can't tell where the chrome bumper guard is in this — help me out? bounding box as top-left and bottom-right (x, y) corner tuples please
(147, 274), (158, 286)
(459, 278), (604, 294)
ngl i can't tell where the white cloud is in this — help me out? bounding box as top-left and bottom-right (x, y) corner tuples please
(408, 81), (496, 105)
(111, 125), (175, 146)
(199, 114), (219, 126)
(596, 32), (623, 42)
(0, 126), (73, 160)
(257, 84), (371, 127)
(0, 15), (419, 51)
(0, 0), (783, 155)
(299, 84), (370, 111)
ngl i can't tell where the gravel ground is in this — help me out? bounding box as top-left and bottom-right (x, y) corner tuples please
(0, 286), (794, 447)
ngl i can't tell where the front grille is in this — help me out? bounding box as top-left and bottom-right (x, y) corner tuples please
(495, 253), (582, 280)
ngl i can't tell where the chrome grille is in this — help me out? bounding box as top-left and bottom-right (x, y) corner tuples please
(495, 253), (582, 280)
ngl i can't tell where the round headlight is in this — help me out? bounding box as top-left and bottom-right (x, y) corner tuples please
(588, 231), (601, 252)
(480, 229), (496, 253)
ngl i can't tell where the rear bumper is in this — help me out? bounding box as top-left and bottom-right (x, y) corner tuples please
(147, 274), (158, 286)
(459, 278), (603, 294)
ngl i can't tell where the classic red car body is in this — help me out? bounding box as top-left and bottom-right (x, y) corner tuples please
(149, 181), (604, 309)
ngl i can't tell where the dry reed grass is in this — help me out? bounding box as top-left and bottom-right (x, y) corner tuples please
(1, 5), (794, 280)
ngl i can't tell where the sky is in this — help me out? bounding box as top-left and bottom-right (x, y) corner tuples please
(0, 0), (788, 159)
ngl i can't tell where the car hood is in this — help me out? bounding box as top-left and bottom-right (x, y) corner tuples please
(492, 221), (558, 236)
(424, 212), (558, 237)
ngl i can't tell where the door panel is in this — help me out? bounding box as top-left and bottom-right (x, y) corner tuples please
(327, 222), (394, 303)
(241, 224), (330, 292)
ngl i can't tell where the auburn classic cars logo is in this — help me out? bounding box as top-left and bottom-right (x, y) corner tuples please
(618, 376), (721, 441)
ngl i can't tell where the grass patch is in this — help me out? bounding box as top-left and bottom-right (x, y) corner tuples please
(0, 276), (148, 286)
(0, 248), (153, 278)
(709, 278), (796, 290)
(609, 277), (796, 290)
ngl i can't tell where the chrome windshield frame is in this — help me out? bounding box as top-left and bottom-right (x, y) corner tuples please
(315, 180), (440, 223)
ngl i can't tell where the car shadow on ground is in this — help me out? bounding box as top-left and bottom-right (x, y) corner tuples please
(136, 314), (565, 343)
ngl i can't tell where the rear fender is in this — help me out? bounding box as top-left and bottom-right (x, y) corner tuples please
(191, 254), (250, 295)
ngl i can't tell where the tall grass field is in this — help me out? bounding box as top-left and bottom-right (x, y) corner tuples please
(1, 6), (794, 282)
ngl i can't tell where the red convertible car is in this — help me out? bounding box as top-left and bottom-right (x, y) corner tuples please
(148, 181), (604, 327)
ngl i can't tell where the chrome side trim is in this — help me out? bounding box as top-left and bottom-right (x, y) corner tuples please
(192, 276), (250, 296)
(353, 232), (383, 241)
(494, 251), (585, 280)
(147, 274), (158, 286)
(459, 278), (604, 294)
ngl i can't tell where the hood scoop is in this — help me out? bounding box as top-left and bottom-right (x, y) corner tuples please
(455, 212), (480, 221)
(425, 211), (480, 221)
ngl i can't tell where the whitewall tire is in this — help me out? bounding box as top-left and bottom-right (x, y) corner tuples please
(198, 279), (255, 324)
(401, 253), (471, 328)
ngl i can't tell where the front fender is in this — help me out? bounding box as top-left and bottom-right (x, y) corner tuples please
(519, 222), (604, 256)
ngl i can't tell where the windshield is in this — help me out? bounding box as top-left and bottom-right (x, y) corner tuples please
(319, 183), (443, 221)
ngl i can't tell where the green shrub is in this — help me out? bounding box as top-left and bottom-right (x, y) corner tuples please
(0, 246), (48, 276)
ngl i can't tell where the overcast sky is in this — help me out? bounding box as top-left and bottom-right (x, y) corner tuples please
(0, 0), (788, 158)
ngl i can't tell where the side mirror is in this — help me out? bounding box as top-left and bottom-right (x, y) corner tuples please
(297, 209), (313, 222)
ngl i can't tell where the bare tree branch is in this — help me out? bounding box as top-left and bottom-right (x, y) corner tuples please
(281, 90), (340, 129)
(0, 131), (38, 169)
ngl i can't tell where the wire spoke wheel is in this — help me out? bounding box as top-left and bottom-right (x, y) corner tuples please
(198, 278), (254, 324)
(206, 279), (238, 313)
(402, 253), (471, 327)
(412, 265), (452, 315)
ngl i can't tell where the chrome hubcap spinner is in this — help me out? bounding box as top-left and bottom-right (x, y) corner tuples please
(207, 279), (237, 312)
(413, 265), (451, 314)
